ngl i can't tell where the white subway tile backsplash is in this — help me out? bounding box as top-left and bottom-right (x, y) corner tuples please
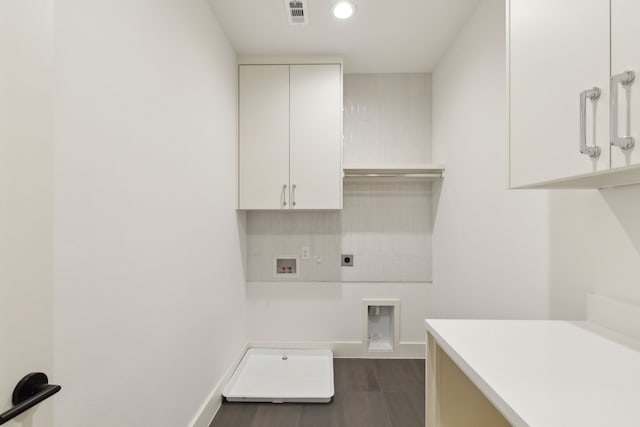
(340, 182), (432, 281)
(340, 255), (431, 283)
(344, 73), (432, 166)
(246, 182), (432, 282)
(246, 73), (434, 282)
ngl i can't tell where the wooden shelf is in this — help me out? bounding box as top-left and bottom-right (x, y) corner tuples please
(343, 164), (445, 183)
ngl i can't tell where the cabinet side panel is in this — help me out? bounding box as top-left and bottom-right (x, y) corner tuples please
(509, 0), (610, 187)
(239, 65), (290, 209)
(426, 333), (439, 427)
(439, 349), (512, 427)
(290, 64), (342, 209)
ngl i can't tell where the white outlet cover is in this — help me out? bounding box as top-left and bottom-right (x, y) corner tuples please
(301, 246), (310, 260)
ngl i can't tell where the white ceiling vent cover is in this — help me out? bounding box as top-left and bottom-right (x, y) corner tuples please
(284, 0), (308, 25)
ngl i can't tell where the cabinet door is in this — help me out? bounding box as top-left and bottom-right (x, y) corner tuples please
(509, 0), (610, 187)
(611, 0), (640, 168)
(238, 65), (290, 209)
(290, 64), (342, 209)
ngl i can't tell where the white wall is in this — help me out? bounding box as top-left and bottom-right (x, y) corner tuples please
(548, 187), (640, 318)
(591, 187), (640, 306)
(52, 1), (246, 426)
(247, 282), (430, 351)
(431, 0), (551, 319)
(0, 1), (54, 426)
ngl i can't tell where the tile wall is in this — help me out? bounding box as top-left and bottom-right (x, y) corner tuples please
(247, 73), (433, 282)
(343, 73), (432, 165)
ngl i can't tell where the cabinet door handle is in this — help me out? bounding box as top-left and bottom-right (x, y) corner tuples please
(579, 87), (602, 158)
(291, 184), (296, 207)
(610, 70), (635, 150)
(282, 184), (287, 208)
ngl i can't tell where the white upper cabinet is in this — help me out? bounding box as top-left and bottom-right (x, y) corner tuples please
(509, 0), (611, 188)
(239, 65), (290, 209)
(238, 60), (343, 209)
(611, 0), (640, 169)
(290, 64), (342, 210)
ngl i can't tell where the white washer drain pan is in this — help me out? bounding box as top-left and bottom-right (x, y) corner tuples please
(223, 348), (334, 403)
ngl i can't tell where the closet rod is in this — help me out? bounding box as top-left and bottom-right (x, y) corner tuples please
(343, 173), (442, 178)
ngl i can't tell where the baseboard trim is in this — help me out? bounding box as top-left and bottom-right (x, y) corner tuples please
(247, 340), (425, 359)
(189, 343), (249, 427)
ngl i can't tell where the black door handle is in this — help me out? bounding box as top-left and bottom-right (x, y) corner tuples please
(0, 373), (61, 425)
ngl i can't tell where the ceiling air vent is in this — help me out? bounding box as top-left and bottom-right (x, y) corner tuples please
(284, 0), (308, 25)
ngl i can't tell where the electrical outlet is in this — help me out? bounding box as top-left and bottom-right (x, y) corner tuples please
(301, 246), (310, 260)
(341, 254), (354, 267)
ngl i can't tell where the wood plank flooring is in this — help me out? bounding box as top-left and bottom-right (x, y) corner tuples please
(210, 358), (425, 427)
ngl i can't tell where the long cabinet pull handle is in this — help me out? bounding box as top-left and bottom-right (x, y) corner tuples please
(282, 184), (287, 208)
(579, 87), (602, 158)
(291, 184), (297, 207)
(610, 70), (635, 150)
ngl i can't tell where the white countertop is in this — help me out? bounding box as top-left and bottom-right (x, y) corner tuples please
(425, 319), (640, 427)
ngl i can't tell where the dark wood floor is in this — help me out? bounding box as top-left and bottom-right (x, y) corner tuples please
(210, 358), (425, 427)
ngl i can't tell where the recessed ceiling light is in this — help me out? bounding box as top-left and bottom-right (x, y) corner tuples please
(332, 1), (356, 19)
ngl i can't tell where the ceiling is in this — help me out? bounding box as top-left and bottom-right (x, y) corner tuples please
(208, 0), (481, 73)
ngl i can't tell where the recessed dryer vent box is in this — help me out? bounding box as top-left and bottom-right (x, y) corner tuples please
(363, 299), (400, 353)
(273, 256), (299, 279)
